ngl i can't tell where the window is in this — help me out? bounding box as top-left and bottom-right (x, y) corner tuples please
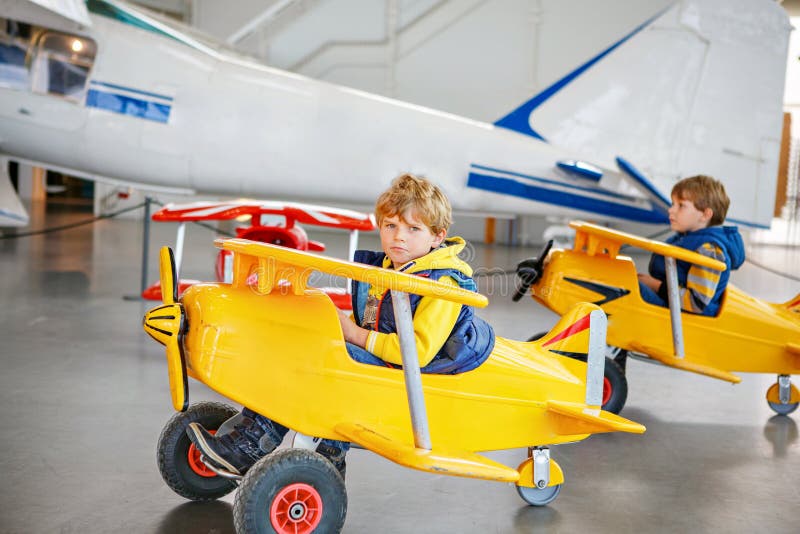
(0, 19), (31, 90)
(31, 31), (97, 102)
(0, 18), (97, 103)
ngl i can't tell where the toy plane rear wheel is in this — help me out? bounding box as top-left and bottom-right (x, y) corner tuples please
(766, 381), (800, 415)
(516, 483), (562, 506)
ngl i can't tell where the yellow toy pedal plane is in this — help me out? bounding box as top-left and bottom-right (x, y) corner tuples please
(144, 238), (645, 533)
(514, 221), (800, 416)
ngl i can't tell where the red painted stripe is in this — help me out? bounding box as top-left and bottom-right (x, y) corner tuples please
(542, 314), (591, 347)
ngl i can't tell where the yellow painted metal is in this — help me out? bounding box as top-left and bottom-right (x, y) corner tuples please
(765, 382), (800, 404)
(215, 238), (488, 307)
(570, 221), (726, 271)
(516, 456), (564, 489)
(546, 401), (646, 434)
(144, 240), (647, 484)
(531, 222), (800, 381)
(335, 422), (519, 482)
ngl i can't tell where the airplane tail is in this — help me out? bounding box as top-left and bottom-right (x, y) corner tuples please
(534, 302), (597, 361)
(783, 294), (800, 313)
(534, 302), (608, 407)
(535, 302), (646, 434)
(0, 159), (29, 227)
(494, 0), (790, 229)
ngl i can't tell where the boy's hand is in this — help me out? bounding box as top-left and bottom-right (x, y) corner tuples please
(637, 273), (661, 291)
(337, 308), (368, 347)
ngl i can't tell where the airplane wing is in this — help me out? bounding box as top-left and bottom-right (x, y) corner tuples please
(0, 160), (28, 227)
(215, 237), (487, 307)
(627, 341), (742, 383)
(569, 221), (726, 271)
(0, 0), (92, 32)
(153, 200), (375, 231)
(334, 421), (520, 482)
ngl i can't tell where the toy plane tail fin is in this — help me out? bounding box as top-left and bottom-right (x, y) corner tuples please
(784, 294), (800, 313)
(536, 302), (608, 407)
(534, 302), (598, 360)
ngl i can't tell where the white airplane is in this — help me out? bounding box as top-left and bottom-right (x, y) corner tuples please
(0, 0), (790, 230)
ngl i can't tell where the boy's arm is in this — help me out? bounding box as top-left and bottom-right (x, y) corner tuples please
(656, 242), (725, 314)
(367, 277), (462, 367)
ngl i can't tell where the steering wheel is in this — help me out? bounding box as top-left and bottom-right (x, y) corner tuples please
(512, 240), (553, 302)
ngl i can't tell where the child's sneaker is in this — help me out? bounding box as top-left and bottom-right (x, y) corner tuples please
(186, 422), (266, 475)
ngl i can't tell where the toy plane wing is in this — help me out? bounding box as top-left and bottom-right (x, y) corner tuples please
(627, 341), (741, 383)
(334, 421), (519, 482)
(569, 221), (726, 271)
(215, 238), (488, 307)
(153, 200), (375, 231)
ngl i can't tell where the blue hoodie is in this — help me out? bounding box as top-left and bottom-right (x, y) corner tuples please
(649, 225), (746, 316)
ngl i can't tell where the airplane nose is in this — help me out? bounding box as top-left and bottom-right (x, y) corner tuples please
(143, 303), (184, 346)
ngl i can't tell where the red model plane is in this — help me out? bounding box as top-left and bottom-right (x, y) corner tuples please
(142, 200), (375, 309)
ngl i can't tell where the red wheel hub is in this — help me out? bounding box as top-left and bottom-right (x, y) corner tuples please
(602, 376), (612, 406)
(188, 429), (218, 478)
(270, 482), (323, 534)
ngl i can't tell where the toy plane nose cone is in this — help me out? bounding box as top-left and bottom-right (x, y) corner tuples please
(143, 303), (183, 346)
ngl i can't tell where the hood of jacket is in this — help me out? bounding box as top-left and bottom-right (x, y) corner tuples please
(379, 236), (474, 276)
(673, 225), (746, 270)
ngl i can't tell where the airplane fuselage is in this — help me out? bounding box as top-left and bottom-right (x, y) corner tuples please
(0, 5), (663, 224)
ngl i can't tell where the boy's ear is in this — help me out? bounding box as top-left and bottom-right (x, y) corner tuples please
(702, 207), (713, 223)
(433, 229), (447, 247)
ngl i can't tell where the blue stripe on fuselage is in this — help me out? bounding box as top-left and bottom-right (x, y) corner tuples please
(86, 89), (171, 123)
(89, 80), (173, 102)
(467, 171), (669, 224)
(471, 163), (636, 202)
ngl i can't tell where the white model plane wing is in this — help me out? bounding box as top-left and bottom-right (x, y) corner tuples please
(0, 159), (28, 226)
(0, 0), (91, 32)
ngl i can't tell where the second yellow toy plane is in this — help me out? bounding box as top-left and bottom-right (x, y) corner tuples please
(515, 221), (800, 416)
(144, 238), (645, 533)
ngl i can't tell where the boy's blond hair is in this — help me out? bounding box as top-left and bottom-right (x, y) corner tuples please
(375, 174), (452, 234)
(671, 175), (730, 226)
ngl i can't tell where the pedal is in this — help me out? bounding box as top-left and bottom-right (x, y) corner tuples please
(198, 455), (242, 481)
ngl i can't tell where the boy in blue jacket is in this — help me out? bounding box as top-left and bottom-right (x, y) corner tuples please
(638, 175), (745, 316)
(186, 174), (495, 477)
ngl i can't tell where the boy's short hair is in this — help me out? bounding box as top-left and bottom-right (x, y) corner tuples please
(671, 175), (730, 226)
(375, 174), (452, 234)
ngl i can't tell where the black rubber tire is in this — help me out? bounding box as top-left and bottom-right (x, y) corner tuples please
(157, 401), (239, 501)
(234, 448), (347, 534)
(602, 357), (628, 414)
(527, 332), (628, 414)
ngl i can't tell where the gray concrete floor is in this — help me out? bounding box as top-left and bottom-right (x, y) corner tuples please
(2, 203), (800, 533)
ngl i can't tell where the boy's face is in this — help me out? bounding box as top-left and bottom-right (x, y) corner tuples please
(667, 194), (712, 233)
(379, 210), (446, 268)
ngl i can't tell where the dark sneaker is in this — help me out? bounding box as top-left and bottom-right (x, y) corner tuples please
(316, 441), (347, 479)
(186, 422), (265, 475)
